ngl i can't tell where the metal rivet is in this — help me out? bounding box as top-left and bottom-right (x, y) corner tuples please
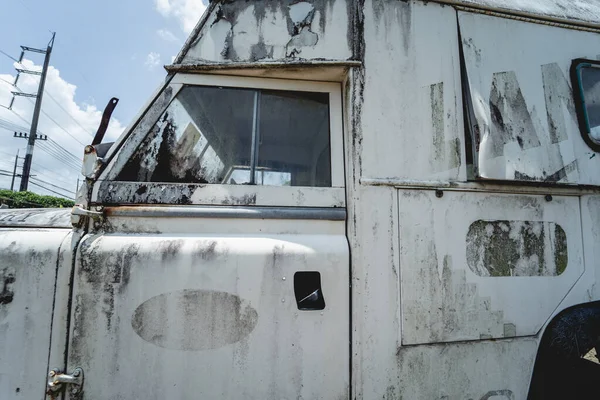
(281, 299), (285, 303)
(545, 194), (553, 202)
(73, 370), (80, 377)
(282, 277), (286, 281)
(435, 189), (444, 198)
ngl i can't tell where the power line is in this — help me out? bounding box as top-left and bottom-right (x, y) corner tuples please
(7, 81), (87, 147)
(45, 90), (94, 138)
(0, 49), (19, 63)
(6, 79), (88, 148)
(1, 115), (82, 163)
(28, 180), (74, 200)
(46, 138), (82, 163)
(30, 176), (74, 195)
(38, 108), (87, 146)
(36, 142), (81, 171)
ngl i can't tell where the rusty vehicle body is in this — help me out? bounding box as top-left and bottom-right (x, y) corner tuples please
(1, 0), (600, 399)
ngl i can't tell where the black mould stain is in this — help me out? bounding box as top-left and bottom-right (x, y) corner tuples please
(135, 185), (147, 196)
(466, 220), (568, 277)
(488, 71), (541, 157)
(221, 194), (257, 206)
(193, 240), (219, 261)
(131, 289), (259, 351)
(0, 268), (15, 305)
(515, 160), (578, 183)
(542, 63), (575, 144)
(158, 239), (185, 263)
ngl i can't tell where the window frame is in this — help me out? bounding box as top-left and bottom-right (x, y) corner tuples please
(570, 58), (600, 152)
(168, 73), (345, 188)
(93, 73), (345, 208)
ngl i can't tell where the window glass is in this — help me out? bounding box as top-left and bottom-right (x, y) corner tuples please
(117, 85), (331, 187)
(258, 90), (330, 187)
(580, 66), (600, 143)
(573, 61), (600, 151)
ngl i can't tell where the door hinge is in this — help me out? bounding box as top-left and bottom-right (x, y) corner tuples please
(47, 367), (84, 397)
(71, 205), (104, 228)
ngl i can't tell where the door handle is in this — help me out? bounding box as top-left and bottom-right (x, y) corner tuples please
(294, 271), (326, 310)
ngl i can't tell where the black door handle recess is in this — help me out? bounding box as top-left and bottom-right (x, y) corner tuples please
(294, 271), (326, 310)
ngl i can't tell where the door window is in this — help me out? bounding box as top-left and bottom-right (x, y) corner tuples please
(117, 85), (331, 187)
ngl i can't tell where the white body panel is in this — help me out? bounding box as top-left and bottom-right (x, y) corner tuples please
(2, 1), (600, 399)
(66, 216), (349, 399)
(460, 12), (600, 184)
(0, 228), (70, 399)
(399, 190), (583, 344)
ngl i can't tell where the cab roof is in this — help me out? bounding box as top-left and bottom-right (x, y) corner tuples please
(434, 0), (600, 27)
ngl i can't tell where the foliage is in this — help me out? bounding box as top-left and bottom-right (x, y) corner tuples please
(0, 190), (74, 209)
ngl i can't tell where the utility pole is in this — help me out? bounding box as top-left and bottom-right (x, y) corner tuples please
(10, 150), (19, 191)
(19, 32), (55, 192)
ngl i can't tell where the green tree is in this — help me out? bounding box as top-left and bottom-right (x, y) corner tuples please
(0, 190), (74, 209)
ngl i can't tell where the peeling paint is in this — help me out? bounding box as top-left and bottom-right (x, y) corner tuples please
(466, 220), (568, 277)
(488, 71), (541, 157)
(179, 0), (353, 63)
(542, 62), (576, 144)
(0, 208), (71, 229)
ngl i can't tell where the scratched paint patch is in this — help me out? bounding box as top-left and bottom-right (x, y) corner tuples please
(131, 289), (258, 350)
(466, 220), (568, 277)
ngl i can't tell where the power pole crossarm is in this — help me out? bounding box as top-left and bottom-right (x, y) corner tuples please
(11, 91), (37, 98)
(20, 32), (55, 192)
(15, 68), (42, 76)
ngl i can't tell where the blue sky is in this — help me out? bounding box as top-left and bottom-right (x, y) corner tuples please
(0, 0), (208, 199)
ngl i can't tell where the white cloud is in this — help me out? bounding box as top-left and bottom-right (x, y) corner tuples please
(0, 59), (124, 199)
(154, 0), (207, 34)
(145, 52), (161, 70)
(157, 29), (178, 42)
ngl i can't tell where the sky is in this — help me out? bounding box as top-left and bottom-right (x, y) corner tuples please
(0, 0), (208, 199)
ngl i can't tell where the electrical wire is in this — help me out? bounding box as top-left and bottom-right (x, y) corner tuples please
(0, 116), (82, 162)
(28, 180), (74, 200)
(30, 176), (74, 195)
(36, 143), (81, 171)
(0, 49), (19, 63)
(45, 91), (94, 138)
(11, 86), (88, 147)
(30, 164), (77, 186)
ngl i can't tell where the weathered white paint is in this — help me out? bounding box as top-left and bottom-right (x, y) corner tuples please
(0, 208), (70, 228)
(92, 182), (345, 208)
(2, 1), (600, 399)
(181, 0), (352, 64)
(0, 228), (70, 399)
(436, 0), (600, 27)
(359, 1), (467, 183)
(460, 12), (600, 184)
(66, 217), (349, 399)
(399, 190), (583, 344)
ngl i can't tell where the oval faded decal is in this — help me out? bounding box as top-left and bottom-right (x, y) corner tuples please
(466, 220), (568, 277)
(131, 289), (258, 350)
